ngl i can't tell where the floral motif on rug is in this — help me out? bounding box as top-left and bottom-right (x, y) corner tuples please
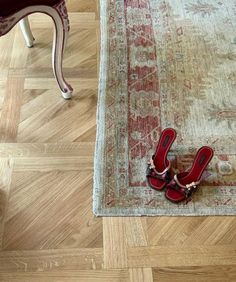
(94, 0), (236, 216)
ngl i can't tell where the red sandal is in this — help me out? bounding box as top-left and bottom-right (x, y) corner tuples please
(146, 128), (177, 191)
(165, 146), (214, 203)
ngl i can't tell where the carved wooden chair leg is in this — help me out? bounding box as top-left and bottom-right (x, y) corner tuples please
(51, 1), (73, 99)
(19, 17), (35, 48)
(0, 0), (72, 99)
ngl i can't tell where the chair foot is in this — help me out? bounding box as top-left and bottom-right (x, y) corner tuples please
(61, 88), (73, 99)
(20, 17), (35, 48)
(27, 38), (35, 48)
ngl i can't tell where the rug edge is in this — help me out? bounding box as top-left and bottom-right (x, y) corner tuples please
(93, 0), (108, 215)
(93, 206), (236, 217)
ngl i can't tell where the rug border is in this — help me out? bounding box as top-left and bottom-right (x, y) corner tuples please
(93, 0), (108, 216)
(93, 0), (236, 217)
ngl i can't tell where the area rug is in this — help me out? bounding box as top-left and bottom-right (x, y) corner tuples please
(94, 0), (236, 216)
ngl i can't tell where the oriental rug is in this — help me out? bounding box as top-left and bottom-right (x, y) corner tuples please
(94, 0), (236, 216)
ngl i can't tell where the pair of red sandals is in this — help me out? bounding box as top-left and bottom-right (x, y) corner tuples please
(146, 128), (214, 203)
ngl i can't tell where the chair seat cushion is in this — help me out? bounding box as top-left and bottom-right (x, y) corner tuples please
(0, 0), (60, 17)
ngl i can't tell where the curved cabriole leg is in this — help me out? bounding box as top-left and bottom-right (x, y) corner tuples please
(0, 2), (72, 99)
(19, 17), (35, 48)
(51, 1), (73, 99)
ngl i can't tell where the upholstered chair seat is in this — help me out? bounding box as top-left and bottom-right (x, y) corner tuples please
(0, 0), (59, 17)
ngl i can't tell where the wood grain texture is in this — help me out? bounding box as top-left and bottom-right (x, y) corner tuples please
(0, 159), (13, 249)
(0, 77), (24, 142)
(152, 266), (236, 282)
(103, 217), (128, 269)
(0, 270), (129, 282)
(0, 248), (103, 271)
(129, 268), (153, 282)
(0, 0), (235, 281)
(128, 245), (236, 268)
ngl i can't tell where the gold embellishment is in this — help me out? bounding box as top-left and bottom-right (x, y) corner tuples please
(186, 182), (198, 190)
(148, 158), (156, 169)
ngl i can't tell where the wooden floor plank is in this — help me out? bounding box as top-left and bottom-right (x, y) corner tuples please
(0, 158), (13, 250)
(103, 217), (128, 269)
(12, 156), (93, 172)
(128, 245), (236, 268)
(152, 266), (236, 282)
(125, 218), (148, 247)
(0, 248), (103, 272)
(0, 270), (129, 282)
(129, 268), (153, 282)
(0, 77), (24, 142)
(0, 142), (95, 158)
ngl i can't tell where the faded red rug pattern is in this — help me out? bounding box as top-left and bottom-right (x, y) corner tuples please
(94, 0), (236, 215)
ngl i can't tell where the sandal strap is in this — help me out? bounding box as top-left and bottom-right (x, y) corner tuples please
(174, 175), (200, 189)
(148, 157), (171, 176)
(146, 157), (171, 182)
(169, 174), (201, 199)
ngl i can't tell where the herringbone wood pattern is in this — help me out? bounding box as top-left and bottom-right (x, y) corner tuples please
(0, 1), (235, 281)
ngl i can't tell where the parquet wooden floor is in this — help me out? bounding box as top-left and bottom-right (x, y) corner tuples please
(0, 1), (235, 281)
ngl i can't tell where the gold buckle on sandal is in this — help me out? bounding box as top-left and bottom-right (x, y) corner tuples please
(186, 182), (198, 190)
